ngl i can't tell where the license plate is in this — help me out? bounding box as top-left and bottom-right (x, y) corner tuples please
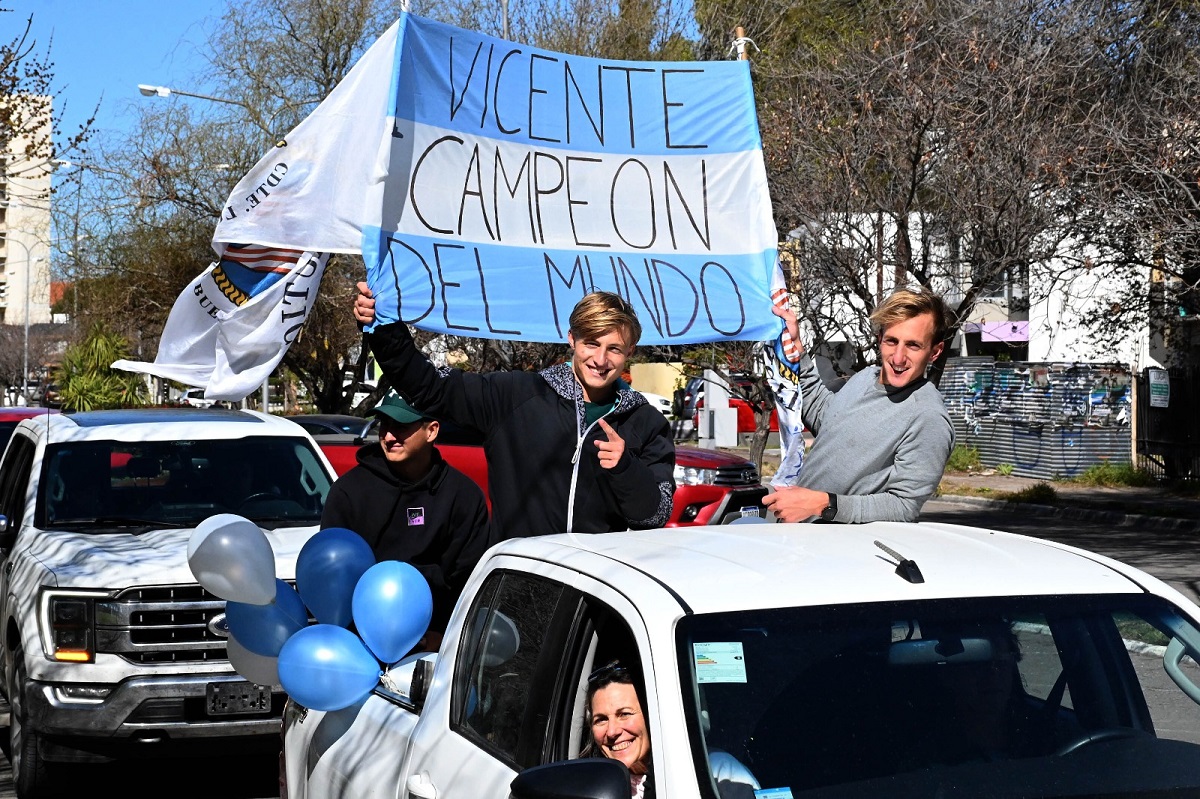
(206, 681), (272, 716)
(739, 506), (762, 518)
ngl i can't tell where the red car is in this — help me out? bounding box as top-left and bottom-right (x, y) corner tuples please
(0, 406), (60, 456)
(288, 414), (768, 526)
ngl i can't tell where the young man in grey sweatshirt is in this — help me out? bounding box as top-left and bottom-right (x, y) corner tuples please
(764, 288), (955, 523)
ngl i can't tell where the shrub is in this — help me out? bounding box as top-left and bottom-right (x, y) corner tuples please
(1072, 462), (1155, 488)
(1002, 482), (1058, 504)
(997, 463), (1014, 476)
(945, 444), (981, 472)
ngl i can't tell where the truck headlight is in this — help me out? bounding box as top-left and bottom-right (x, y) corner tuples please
(674, 465), (717, 485)
(39, 590), (108, 663)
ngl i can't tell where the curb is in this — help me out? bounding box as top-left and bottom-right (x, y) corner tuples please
(930, 494), (1200, 534)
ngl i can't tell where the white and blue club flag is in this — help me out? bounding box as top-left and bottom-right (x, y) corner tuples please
(117, 13), (780, 398)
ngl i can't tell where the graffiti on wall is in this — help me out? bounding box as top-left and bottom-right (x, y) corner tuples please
(940, 359), (1133, 479)
(945, 361), (1132, 436)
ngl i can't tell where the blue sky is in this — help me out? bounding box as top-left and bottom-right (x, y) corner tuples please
(5, 0), (227, 140)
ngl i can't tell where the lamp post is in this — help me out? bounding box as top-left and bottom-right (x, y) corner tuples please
(6, 236), (45, 404)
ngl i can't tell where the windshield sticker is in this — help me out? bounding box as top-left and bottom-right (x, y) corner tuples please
(754, 789), (793, 799)
(693, 642), (747, 683)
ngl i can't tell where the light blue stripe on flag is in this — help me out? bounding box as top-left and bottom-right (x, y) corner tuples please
(393, 13), (762, 157)
(363, 226), (778, 345)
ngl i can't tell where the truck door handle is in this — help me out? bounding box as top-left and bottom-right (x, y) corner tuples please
(406, 773), (437, 799)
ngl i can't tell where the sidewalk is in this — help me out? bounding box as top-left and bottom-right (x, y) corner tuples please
(934, 471), (1200, 532)
(740, 445), (1200, 532)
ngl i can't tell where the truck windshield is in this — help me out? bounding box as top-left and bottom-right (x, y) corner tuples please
(38, 436), (332, 530)
(678, 594), (1200, 799)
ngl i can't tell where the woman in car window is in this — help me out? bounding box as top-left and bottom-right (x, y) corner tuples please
(581, 660), (654, 798)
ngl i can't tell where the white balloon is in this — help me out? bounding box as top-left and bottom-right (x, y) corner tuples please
(227, 633), (281, 687)
(187, 514), (277, 605)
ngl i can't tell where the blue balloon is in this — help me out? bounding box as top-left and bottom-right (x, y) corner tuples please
(352, 561), (434, 665)
(295, 528), (376, 627)
(277, 624), (382, 711)
(226, 579), (310, 657)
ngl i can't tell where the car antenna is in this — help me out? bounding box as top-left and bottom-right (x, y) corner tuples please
(874, 540), (924, 584)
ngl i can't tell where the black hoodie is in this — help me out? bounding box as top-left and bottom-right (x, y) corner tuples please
(366, 321), (675, 541)
(321, 444), (494, 631)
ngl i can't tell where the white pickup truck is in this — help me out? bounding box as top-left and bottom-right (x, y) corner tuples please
(283, 521), (1200, 799)
(0, 408), (335, 799)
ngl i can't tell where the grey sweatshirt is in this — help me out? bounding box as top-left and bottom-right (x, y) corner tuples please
(795, 356), (954, 523)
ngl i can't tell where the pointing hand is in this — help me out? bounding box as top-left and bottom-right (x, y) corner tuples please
(594, 418), (626, 470)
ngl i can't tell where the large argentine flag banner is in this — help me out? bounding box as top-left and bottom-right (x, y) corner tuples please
(363, 15), (779, 343)
(117, 13), (778, 398)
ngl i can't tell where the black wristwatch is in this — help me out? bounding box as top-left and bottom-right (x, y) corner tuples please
(820, 493), (838, 522)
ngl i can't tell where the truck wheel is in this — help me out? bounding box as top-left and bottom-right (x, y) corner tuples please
(8, 647), (53, 799)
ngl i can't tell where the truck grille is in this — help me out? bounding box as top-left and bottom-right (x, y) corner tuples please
(714, 463), (761, 486)
(96, 584), (230, 665)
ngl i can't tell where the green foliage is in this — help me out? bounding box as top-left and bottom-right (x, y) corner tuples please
(997, 462), (1014, 476)
(55, 323), (150, 411)
(1002, 483), (1058, 504)
(1071, 462), (1156, 488)
(1114, 615), (1169, 647)
(945, 444), (981, 472)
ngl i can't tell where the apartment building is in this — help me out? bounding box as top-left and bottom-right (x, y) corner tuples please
(1, 94), (54, 327)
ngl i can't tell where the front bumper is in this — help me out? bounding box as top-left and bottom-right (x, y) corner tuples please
(24, 672), (285, 744)
(669, 484), (770, 526)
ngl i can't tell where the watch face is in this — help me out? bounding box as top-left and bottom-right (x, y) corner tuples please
(821, 506), (836, 521)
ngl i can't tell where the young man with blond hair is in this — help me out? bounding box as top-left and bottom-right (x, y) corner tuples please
(355, 285), (675, 540)
(765, 287), (955, 523)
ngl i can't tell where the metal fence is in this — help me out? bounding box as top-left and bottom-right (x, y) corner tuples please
(940, 357), (1132, 480)
(1135, 366), (1200, 480)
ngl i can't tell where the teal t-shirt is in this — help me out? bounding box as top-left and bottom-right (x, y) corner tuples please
(582, 379), (629, 428)
(584, 400), (616, 428)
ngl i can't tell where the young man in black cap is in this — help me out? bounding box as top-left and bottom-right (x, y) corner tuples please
(321, 390), (493, 643)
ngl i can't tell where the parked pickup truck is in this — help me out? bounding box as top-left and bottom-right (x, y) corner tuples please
(0, 408), (335, 798)
(288, 414), (769, 526)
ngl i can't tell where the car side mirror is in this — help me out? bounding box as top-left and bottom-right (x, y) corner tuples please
(378, 652), (436, 711)
(510, 758), (630, 799)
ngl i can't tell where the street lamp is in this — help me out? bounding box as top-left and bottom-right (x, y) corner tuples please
(137, 84), (247, 108)
(6, 236), (45, 403)
(137, 82), (306, 147)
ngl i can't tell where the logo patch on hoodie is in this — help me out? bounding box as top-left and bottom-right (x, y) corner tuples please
(407, 507), (426, 526)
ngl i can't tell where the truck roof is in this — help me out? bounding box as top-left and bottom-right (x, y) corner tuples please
(18, 408), (309, 442)
(496, 522), (1157, 615)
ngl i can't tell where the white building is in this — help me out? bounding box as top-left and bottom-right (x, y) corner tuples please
(1, 94), (54, 328)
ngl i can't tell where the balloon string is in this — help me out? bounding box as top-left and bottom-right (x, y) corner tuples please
(380, 665), (400, 693)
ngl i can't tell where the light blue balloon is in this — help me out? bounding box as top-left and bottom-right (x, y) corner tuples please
(277, 624), (382, 711)
(226, 579), (309, 657)
(295, 528), (376, 627)
(352, 561), (433, 665)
